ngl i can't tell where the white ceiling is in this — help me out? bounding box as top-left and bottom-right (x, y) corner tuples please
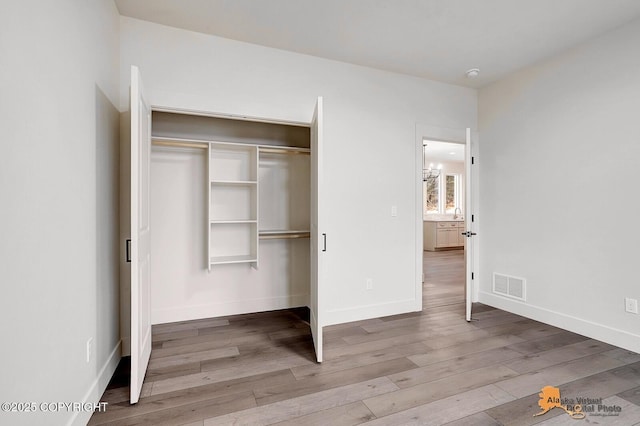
(114, 0), (640, 88)
(423, 140), (464, 163)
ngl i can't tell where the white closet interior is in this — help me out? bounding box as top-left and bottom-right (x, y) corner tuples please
(149, 111), (312, 323)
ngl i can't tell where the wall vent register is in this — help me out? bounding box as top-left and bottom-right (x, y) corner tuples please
(493, 272), (526, 301)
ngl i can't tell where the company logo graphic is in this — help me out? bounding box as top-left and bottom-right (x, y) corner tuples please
(534, 386), (585, 419)
(533, 386), (624, 419)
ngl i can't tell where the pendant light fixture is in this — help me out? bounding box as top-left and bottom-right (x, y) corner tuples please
(422, 143), (441, 181)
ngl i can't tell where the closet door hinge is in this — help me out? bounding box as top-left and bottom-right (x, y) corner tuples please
(322, 233), (327, 252)
(471, 272), (475, 280)
(471, 156), (475, 165)
(126, 239), (131, 263)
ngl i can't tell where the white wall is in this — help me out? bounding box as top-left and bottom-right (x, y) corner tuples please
(478, 19), (640, 353)
(0, 1), (121, 425)
(120, 17), (477, 327)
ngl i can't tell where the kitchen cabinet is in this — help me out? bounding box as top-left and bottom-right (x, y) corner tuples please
(423, 220), (465, 251)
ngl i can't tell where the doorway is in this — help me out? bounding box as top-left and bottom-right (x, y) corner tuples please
(422, 139), (467, 314)
(415, 125), (476, 321)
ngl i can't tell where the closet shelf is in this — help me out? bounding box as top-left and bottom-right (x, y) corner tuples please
(209, 255), (257, 265)
(210, 220), (257, 224)
(210, 180), (257, 185)
(152, 138), (208, 150)
(259, 146), (310, 155)
(152, 136), (310, 153)
(259, 230), (311, 240)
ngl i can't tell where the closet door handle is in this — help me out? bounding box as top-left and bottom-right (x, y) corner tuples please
(126, 239), (131, 263)
(322, 233), (327, 252)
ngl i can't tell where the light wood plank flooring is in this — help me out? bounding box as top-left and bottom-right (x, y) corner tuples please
(90, 250), (640, 425)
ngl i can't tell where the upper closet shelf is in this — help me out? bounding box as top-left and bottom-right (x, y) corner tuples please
(259, 146), (310, 155)
(152, 136), (310, 153)
(211, 220), (258, 224)
(210, 180), (257, 185)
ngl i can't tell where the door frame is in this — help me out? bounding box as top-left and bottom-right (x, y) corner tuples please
(415, 124), (479, 313)
(120, 100), (324, 362)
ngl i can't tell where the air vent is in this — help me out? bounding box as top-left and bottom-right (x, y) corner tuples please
(493, 273), (526, 301)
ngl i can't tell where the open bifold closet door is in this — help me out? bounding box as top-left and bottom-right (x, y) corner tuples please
(310, 97), (324, 362)
(130, 65), (152, 404)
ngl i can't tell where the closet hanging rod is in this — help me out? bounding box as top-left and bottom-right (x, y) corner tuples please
(152, 139), (208, 149)
(259, 147), (310, 155)
(259, 232), (310, 240)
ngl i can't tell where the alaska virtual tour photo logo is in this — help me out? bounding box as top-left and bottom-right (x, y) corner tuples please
(534, 386), (623, 419)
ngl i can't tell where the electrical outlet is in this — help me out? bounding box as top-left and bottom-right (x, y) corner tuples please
(625, 298), (638, 314)
(366, 278), (373, 290)
(86, 338), (93, 363)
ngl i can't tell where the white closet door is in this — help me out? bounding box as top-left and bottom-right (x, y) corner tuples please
(310, 97), (324, 363)
(130, 65), (152, 403)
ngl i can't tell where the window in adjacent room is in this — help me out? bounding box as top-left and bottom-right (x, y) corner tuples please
(445, 174), (461, 214)
(424, 176), (439, 214)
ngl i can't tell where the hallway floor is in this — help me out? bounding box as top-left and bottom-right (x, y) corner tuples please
(90, 250), (640, 425)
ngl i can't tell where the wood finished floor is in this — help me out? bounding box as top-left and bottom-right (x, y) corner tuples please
(90, 250), (640, 425)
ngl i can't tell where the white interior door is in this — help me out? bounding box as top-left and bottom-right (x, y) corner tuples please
(310, 97), (324, 363)
(464, 128), (475, 321)
(130, 65), (152, 403)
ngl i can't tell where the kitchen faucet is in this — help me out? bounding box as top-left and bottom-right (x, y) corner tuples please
(453, 207), (462, 219)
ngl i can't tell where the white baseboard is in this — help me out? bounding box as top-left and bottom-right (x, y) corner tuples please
(151, 294), (310, 325)
(324, 298), (420, 327)
(68, 340), (121, 426)
(478, 291), (640, 354)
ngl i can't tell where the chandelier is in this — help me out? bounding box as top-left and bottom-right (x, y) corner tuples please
(422, 144), (441, 181)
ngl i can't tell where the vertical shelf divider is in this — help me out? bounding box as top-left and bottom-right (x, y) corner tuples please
(253, 146), (260, 270)
(208, 142), (260, 269)
(207, 143), (212, 272)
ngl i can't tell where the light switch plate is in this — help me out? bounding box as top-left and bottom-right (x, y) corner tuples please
(391, 206), (397, 217)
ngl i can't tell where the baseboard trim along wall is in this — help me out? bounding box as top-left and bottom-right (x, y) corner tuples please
(478, 291), (640, 354)
(69, 340), (122, 426)
(152, 294), (310, 325)
(324, 298), (421, 328)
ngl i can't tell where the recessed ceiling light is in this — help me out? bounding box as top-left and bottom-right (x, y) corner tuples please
(449, 152), (455, 155)
(466, 68), (480, 78)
